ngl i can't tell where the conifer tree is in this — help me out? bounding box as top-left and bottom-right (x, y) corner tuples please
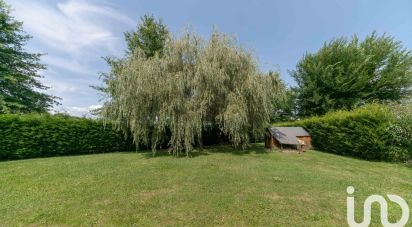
(0, 0), (57, 113)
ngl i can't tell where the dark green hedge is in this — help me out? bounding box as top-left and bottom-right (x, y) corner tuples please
(275, 104), (411, 162)
(0, 114), (135, 160)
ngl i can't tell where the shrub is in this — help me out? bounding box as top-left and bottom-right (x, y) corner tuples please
(0, 114), (134, 160)
(386, 102), (412, 161)
(275, 104), (411, 162)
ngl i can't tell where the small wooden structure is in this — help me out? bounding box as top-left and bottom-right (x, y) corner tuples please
(265, 127), (312, 151)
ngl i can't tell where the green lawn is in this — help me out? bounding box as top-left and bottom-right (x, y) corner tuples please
(1, 144), (411, 226)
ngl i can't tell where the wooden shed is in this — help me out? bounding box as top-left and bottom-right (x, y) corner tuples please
(265, 127), (312, 151)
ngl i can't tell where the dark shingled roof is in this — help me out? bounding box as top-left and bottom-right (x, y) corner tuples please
(268, 127), (310, 145)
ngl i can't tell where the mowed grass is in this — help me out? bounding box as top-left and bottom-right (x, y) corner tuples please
(1, 144), (411, 226)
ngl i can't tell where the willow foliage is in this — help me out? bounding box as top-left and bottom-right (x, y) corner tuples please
(103, 31), (283, 155)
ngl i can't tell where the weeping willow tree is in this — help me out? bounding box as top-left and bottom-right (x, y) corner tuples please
(102, 30), (284, 155)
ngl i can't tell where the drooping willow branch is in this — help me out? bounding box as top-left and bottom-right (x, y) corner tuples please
(102, 30), (285, 156)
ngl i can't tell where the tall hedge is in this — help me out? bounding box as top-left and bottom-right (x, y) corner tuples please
(275, 104), (411, 162)
(0, 114), (134, 160)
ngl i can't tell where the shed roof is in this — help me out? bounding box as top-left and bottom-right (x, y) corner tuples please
(268, 127), (310, 145)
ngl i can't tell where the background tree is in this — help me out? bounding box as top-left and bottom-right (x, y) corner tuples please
(271, 88), (298, 122)
(93, 14), (169, 101)
(124, 14), (169, 57)
(0, 0), (57, 113)
(291, 32), (412, 116)
(102, 30), (284, 155)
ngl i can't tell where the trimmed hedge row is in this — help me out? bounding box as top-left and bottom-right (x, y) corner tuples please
(0, 114), (135, 160)
(275, 104), (411, 162)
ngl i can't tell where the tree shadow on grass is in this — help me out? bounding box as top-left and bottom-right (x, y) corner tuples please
(141, 149), (209, 159)
(203, 143), (270, 155)
(142, 143), (271, 159)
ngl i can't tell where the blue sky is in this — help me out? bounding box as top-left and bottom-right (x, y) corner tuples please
(6, 0), (412, 116)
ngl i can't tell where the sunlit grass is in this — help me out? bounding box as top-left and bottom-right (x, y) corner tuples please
(1, 144), (411, 226)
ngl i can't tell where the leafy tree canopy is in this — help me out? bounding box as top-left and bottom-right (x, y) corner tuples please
(291, 32), (412, 116)
(102, 30), (284, 155)
(93, 14), (169, 98)
(0, 0), (58, 113)
(271, 87), (298, 122)
(124, 14), (169, 57)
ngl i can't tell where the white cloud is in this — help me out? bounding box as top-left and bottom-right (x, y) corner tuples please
(88, 104), (103, 109)
(43, 55), (96, 76)
(6, 0), (135, 115)
(47, 82), (78, 93)
(8, 0), (134, 54)
(52, 104), (102, 117)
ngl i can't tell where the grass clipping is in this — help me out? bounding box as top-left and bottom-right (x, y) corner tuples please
(102, 30), (284, 156)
